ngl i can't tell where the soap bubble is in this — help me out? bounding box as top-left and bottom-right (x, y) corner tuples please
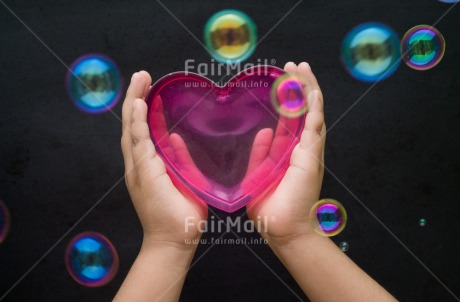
(270, 74), (307, 117)
(438, 0), (459, 3)
(310, 199), (347, 236)
(65, 232), (119, 287)
(401, 25), (445, 70)
(0, 200), (10, 244)
(66, 54), (122, 114)
(339, 241), (349, 251)
(341, 22), (400, 82)
(419, 218), (427, 226)
(204, 9), (257, 64)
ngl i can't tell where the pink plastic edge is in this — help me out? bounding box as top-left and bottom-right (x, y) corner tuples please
(145, 65), (306, 212)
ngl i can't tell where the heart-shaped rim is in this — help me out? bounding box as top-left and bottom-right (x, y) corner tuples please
(145, 65), (305, 212)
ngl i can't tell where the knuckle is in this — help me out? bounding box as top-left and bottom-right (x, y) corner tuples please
(132, 136), (141, 146)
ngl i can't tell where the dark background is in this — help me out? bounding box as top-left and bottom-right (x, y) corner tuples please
(1, 0), (460, 301)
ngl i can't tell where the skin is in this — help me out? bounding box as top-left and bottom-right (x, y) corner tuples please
(114, 62), (397, 302)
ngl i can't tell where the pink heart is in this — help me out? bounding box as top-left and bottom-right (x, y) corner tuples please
(146, 65), (305, 212)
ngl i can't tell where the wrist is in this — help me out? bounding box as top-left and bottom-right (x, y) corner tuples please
(141, 221), (204, 250)
(142, 233), (201, 254)
(115, 234), (199, 302)
(139, 236), (198, 270)
(267, 232), (305, 254)
(272, 231), (331, 262)
(263, 221), (315, 250)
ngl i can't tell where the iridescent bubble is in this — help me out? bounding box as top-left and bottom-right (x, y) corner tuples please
(339, 241), (349, 251)
(341, 22), (400, 82)
(309, 199), (347, 236)
(270, 74), (307, 117)
(0, 200), (11, 244)
(419, 218), (427, 226)
(204, 9), (257, 64)
(438, 0), (460, 3)
(65, 232), (119, 287)
(66, 54), (122, 114)
(401, 25), (445, 70)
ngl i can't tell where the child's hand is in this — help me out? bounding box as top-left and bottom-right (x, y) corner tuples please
(241, 114), (296, 193)
(246, 62), (326, 247)
(117, 66), (396, 302)
(121, 71), (208, 249)
(151, 97), (211, 191)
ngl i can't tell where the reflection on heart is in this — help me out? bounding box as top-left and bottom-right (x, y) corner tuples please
(146, 65), (305, 212)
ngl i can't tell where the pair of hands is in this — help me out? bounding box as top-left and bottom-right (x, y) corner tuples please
(118, 65), (398, 302)
(120, 62), (326, 250)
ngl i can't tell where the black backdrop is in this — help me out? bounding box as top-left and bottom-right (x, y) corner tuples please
(1, 0), (460, 301)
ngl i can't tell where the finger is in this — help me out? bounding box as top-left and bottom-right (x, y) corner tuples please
(297, 62), (323, 111)
(284, 62), (297, 74)
(148, 95), (176, 163)
(126, 71), (152, 101)
(131, 98), (168, 184)
(273, 63), (304, 138)
(170, 133), (195, 167)
(297, 89), (324, 161)
(123, 71), (153, 130)
(273, 112), (297, 138)
(280, 63), (325, 195)
(122, 72), (153, 174)
(297, 62), (324, 133)
(280, 130), (323, 198)
(269, 130), (293, 161)
(304, 90), (324, 134)
(318, 123), (326, 188)
(152, 96), (171, 151)
(247, 128), (274, 175)
(121, 73), (140, 173)
(297, 62), (320, 91)
(170, 133), (209, 189)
